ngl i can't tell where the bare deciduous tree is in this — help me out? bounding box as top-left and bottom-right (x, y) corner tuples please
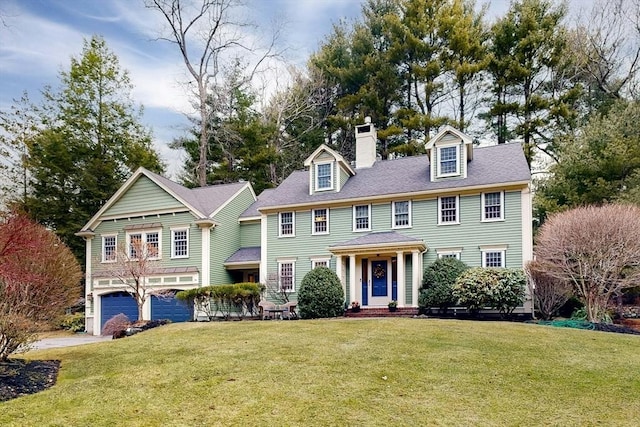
(573, 0), (640, 100)
(535, 204), (640, 322)
(525, 260), (574, 320)
(99, 237), (160, 322)
(145, 0), (281, 187)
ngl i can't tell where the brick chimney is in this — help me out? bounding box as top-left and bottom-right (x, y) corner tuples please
(355, 117), (377, 169)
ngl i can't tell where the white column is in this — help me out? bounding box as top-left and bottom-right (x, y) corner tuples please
(396, 251), (405, 307)
(412, 250), (421, 307)
(349, 255), (357, 305)
(84, 236), (96, 335)
(200, 225), (211, 286)
(336, 255), (344, 295)
(260, 214), (268, 285)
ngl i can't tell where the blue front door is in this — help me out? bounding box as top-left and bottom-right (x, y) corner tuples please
(371, 260), (388, 297)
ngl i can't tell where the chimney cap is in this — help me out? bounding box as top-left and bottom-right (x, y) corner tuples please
(364, 116), (371, 124)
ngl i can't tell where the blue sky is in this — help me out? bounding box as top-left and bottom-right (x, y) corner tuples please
(0, 0), (589, 178)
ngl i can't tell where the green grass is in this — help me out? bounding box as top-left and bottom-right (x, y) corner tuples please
(2, 319), (640, 426)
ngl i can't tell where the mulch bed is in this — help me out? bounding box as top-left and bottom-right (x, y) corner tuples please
(0, 359), (60, 402)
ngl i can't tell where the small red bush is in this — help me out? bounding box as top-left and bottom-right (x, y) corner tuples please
(101, 313), (131, 336)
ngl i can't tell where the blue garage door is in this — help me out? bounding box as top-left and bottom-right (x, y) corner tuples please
(151, 291), (191, 323)
(101, 292), (138, 331)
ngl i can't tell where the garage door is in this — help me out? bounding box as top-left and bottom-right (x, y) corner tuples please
(101, 292), (138, 331)
(151, 291), (192, 323)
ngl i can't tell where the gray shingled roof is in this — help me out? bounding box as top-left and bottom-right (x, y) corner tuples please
(250, 143), (529, 210)
(240, 188), (275, 218)
(145, 170), (248, 217)
(225, 246), (261, 264)
(330, 231), (424, 248)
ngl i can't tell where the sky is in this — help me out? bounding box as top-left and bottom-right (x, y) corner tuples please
(0, 0), (592, 179)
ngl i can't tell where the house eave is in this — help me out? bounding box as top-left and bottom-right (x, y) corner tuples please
(257, 181), (530, 214)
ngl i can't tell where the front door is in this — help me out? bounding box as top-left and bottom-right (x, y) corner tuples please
(371, 260), (388, 297)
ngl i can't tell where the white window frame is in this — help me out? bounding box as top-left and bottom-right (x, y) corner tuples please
(171, 227), (189, 259)
(277, 259), (296, 292)
(279, 212), (295, 237)
(353, 204), (371, 232)
(438, 195), (459, 225)
(312, 208), (330, 235)
(392, 200), (412, 229)
(436, 247), (463, 260)
(480, 245), (508, 268)
(101, 234), (117, 263)
(310, 256), (331, 269)
(315, 162), (334, 191)
(126, 229), (162, 260)
(481, 191), (504, 222)
(437, 145), (460, 177)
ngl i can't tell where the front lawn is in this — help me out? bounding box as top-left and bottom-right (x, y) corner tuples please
(2, 319), (639, 426)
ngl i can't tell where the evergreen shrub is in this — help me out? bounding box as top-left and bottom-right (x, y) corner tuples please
(297, 267), (344, 319)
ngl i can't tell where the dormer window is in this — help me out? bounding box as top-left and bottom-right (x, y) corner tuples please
(438, 145), (459, 176)
(315, 162), (333, 191)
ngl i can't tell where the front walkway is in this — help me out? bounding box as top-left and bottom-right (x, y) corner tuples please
(31, 334), (112, 350)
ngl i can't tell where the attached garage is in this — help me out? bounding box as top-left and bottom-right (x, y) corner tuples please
(100, 292), (138, 331)
(151, 291), (192, 323)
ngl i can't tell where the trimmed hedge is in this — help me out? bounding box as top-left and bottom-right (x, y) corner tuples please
(452, 268), (526, 317)
(297, 267), (344, 319)
(176, 282), (262, 320)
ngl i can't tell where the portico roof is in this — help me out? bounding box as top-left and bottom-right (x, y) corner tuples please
(328, 231), (426, 255)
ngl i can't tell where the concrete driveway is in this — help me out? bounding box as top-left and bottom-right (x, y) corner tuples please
(32, 334), (112, 350)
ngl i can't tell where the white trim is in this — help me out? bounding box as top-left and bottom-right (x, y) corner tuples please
(436, 247), (462, 260)
(310, 256), (331, 269)
(278, 211), (295, 237)
(481, 191), (504, 222)
(170, 227), (189, 259)
(200, 225), (211, 286)
(101, 234), (117, 263)
(479, 244), (508, 268)
(210, 182), (256, 218)
(260, 214), (267, 284)
(80, 167), (207, 232)
(277, 259), (296, 292)
(437, 195), (459, 225)
(314, 161), (334, 192)
(392, 200), (412, 229)
(353, 204), (371, 232)
(126, 228), (162, 260)
(436, 144), (460, 178)
(521, 186), (533, 265)
(311, 208), (330, 235)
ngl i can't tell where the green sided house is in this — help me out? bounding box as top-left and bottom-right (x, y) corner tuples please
(251, 120), (533, 313)
(78, 120), (533, 334)
(76, 168), (257, 335)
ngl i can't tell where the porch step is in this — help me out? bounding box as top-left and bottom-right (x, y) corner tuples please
(345, 307), (418, 318)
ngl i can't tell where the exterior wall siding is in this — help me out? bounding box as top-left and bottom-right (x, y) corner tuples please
(91, 211), (203, 287)
(102, 176), (184, 216)
(240, 221), (261, 247)
(264, 188), (524, 304)
(210, 186), (256, 285)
